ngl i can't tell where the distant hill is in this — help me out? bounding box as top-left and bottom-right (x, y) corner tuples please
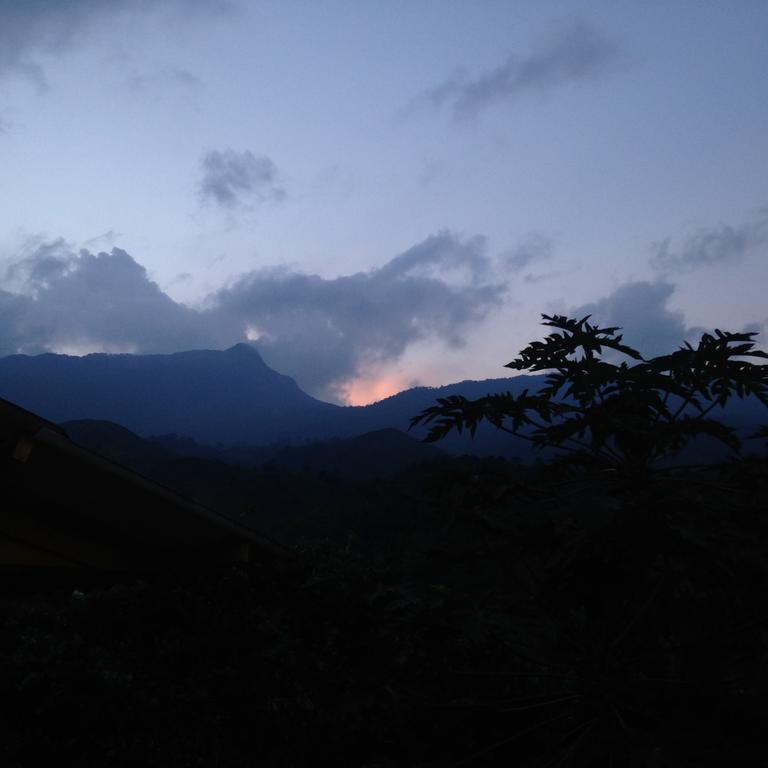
(0, 344), (536, 454)
(347, 377), (542, 459)
(4, 345), (766, 462)
(61, 419), (443, 482)
(0, 344), (339, 445)
(62, 419), (174, 476)
(59, 419), (446, 526)
(266, 428), (444, 480)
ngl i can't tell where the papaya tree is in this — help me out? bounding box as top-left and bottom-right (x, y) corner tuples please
(410, 314), (768, 476)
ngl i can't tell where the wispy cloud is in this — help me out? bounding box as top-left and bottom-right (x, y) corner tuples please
(651, 209), (768, 274)
(501, 234), (553, 273)
(0, 0), (229, 86)
(199, 149), (286, 210)
(126, 66), (202, 92)
(412, 21), (620, 120)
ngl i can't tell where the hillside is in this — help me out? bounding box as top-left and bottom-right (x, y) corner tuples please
(3, 346), (766, 463)
(0, 344), (339, 445)
(59, 419), (446, 529)
(0, 344), (537, 452)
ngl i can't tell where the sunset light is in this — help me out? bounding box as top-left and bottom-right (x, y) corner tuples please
(340, 373), (414, 406)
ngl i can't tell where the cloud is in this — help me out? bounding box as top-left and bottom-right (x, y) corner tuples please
(568, 280), (693, 358)
(0, 240), (219, 357)
(199, 149), (286, 210)
(502, 234), (553, 272)
(377, 231), (490, 283)
(566, 279), (768, 369)
(414, 21), (619, 119)
(126, 66), (202, 92)
(651, 210), (768, 274)
(209, 232), (505, 398)
(0, 0), (229, 85)
(0, 233), (506, 401)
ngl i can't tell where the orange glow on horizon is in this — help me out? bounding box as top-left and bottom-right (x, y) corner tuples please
(340, 373), (412, 406)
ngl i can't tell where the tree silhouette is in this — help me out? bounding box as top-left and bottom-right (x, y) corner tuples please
(411, 314), (768, 476)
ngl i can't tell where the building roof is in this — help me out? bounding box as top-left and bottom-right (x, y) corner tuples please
(1, 397), (288, 572)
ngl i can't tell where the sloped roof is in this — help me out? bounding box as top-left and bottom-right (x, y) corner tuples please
(1, 397), (288, 571)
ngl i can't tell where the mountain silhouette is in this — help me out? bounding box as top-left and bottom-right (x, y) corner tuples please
(1, 345), (765, 462)
(0, 344), (338, 445)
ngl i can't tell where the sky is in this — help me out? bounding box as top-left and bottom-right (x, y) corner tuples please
(1, 0), (766, 404)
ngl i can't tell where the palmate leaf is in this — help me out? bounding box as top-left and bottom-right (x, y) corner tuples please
(651, 330), (768, 407)
(409, 391), (569, 444)
(559, 361), (632, 405)
(694, 331), (768, 405)
(411, 314), (768, 474)
(649, 417), (742, 457)
(531, 413), (590, 446)
(505, 314), (642, 374)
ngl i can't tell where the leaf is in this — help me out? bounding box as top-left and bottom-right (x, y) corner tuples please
(412, 314), (768, 474)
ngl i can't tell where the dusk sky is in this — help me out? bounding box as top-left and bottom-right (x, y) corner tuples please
(1, 0), (766, 404)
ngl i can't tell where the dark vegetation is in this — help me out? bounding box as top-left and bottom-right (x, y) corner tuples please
(3, 316), (768, 766)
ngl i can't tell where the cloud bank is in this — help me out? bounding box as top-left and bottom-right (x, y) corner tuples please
(3, 237), (761, 402)
(0, 233), (505, 401)
(416, 21), (619, 119)
(0, 239), (214, 356)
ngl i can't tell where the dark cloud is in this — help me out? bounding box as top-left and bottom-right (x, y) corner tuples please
(199, 149), (285, 210)
(0, 233), (506, 401)
(568, 280), (693, 358)
(0, 289), (31, 357)
(4, 236), (72, 289)
(0, 240), (220, 356)
(651, 210), (768, 274)
(0, 0), (229, 85)
(567, 279), (768, 360)
(415, 21), (619, 119)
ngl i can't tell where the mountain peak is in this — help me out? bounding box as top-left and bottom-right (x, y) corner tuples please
(225, 342), (260, 355)
(221, 342), (270, 369)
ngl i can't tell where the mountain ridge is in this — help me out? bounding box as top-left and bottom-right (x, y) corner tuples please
(2, 346), (765, 461)
(0, 343), (339, 445)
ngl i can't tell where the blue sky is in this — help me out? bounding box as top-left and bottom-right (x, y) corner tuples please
(1, 1), (766, 403)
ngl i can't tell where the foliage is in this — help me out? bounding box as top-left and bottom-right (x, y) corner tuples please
(411, 314), (768, 475)
(2, 456), (768, 765)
